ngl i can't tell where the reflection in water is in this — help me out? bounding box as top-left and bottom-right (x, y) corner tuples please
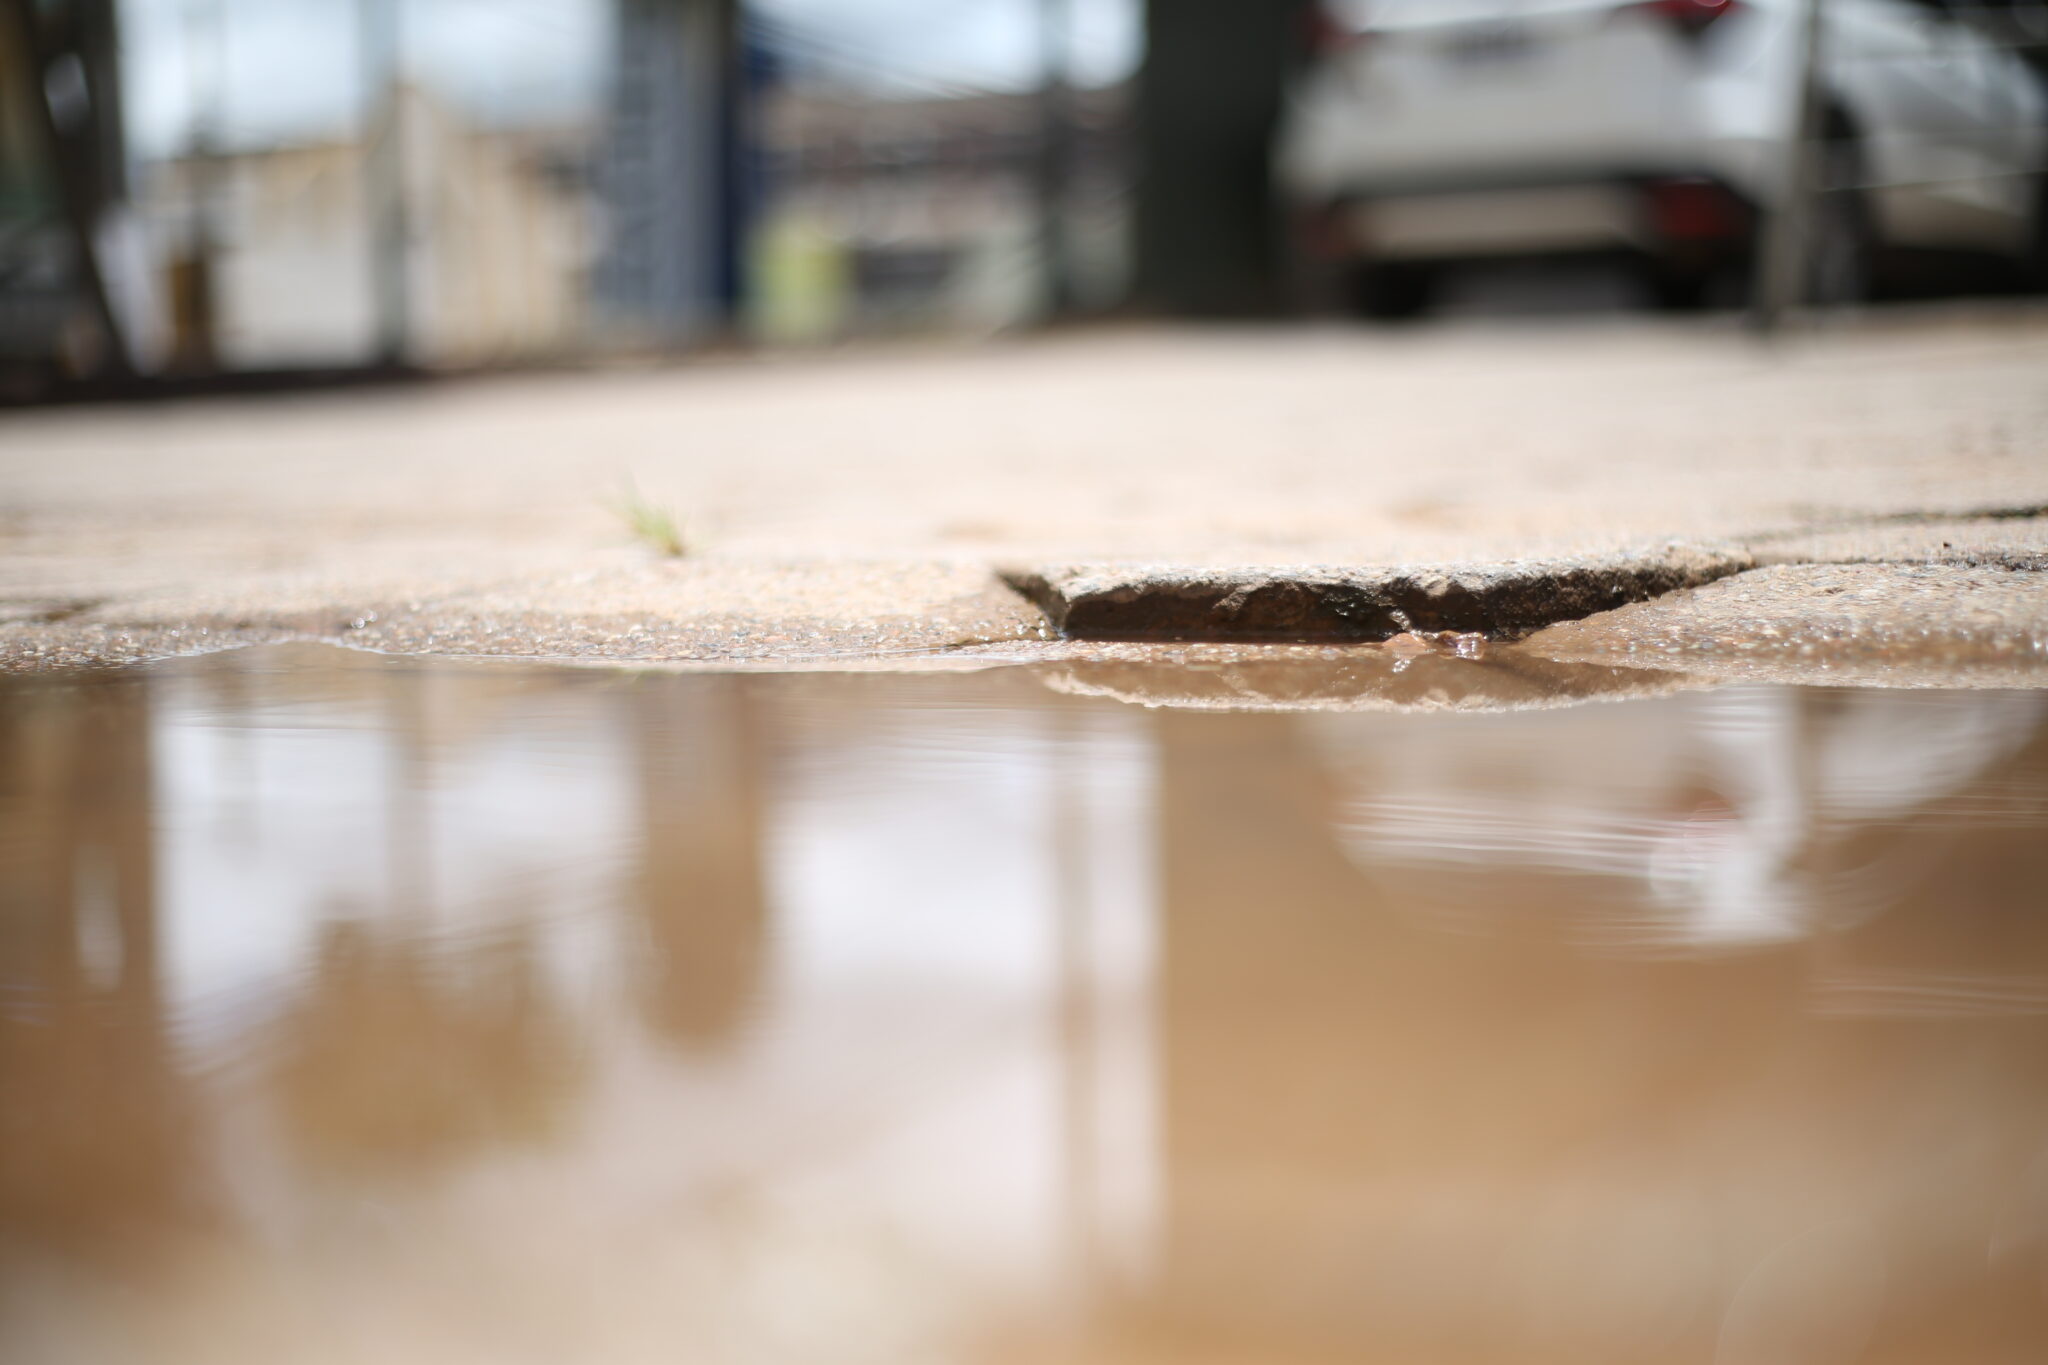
(1314, 688), (2048, 951)
(2, 645), (2047, 1363)
(628, 680), (769, 1051)
(0, 676), (207, 1252)
(272, 919), (580, 1175)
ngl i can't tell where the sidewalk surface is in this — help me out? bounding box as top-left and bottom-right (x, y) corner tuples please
(4, 309), (2046, 689)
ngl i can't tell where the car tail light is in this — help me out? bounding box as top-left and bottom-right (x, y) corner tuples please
(1294, 201), (1358, 262)
(1301, 2), (1372, 57)
(1645, 178), (1748, 240)
(1623, 0), (1743, 38)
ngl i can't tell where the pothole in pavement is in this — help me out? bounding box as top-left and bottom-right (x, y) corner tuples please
(1000, 543), (1752, 643)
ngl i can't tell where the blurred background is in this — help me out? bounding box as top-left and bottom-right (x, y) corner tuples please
(2, 0), (2046, 397)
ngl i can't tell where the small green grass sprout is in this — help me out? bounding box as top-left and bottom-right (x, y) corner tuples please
(609, 481), (689, 558)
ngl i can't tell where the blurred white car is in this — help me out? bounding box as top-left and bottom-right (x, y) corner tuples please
(1277, 0), (2048, 314)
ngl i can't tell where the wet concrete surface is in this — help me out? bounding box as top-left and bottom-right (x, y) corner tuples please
(3, 314), (2047, 682)
(1528, 563), (2048, 688)
(1748, 514), (2048, 571)
(5, 644), (2048, 1364)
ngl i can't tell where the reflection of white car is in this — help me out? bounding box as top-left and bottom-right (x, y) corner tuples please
(1311, 689), (2048, 950)
(1277, 0), (2048, 315)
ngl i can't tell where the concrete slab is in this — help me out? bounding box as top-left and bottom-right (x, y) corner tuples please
(1523, 563), (2048, 687)
(1746, 515), (2048, 571)
(340, 559), (1048, 663)
(5, 312), (2048, 679)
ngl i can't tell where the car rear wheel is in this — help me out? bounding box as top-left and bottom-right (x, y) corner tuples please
(1645, 264), (1717, 313)
(1342, 260), (1436, 321)
(2023, 172), (2048, 294)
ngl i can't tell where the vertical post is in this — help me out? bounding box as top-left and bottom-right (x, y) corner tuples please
(1133, 0), (1296, 317)
(1037, 0), (1076, 319)
(1750, 0), (1826, 334)
(358, 0), (409, 366)
(596, 0), (739, 346)
(1, 0), (134, 378)
(176, 0), (224, 372)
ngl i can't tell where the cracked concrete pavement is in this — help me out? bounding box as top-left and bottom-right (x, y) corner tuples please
(3, 307), (2046, 689)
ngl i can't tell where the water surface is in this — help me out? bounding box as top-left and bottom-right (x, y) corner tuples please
(4, 645), (2047, 1364)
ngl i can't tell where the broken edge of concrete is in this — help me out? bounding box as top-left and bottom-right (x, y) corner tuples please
(1000, 544), (1754, 643)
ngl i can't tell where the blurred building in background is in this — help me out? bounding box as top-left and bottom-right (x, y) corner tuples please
(142, 85), (595, 367)
(0, 0), (1147, 394)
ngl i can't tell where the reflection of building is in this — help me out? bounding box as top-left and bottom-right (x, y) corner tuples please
(756, 85), (1128, 337)
(0, 672), (206, 1249)
(0, 654), (1161, 1364)
(627, 678), (768, 1049)
(140, 89), (594, 368)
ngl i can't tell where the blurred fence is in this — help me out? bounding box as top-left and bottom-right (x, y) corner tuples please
(0, 0), (1137, 392)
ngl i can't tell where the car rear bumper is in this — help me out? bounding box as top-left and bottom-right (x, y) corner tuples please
(1311, 174), (1757, 265)
(1364, 184), (1642, 258)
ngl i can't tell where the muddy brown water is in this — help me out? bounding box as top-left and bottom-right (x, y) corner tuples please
(4, 644), (2048, 1365)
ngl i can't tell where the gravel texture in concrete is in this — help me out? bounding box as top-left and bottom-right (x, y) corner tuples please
(1525, 562), (2048, 687)
(1747, 515), (2048, 571)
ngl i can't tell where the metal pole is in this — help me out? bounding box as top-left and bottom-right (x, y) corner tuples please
(1036, 0), (1076, 319)
(178, 0), (224, 371)
(1051, 714), (1102, 1314)
(2, 0), (134, 379)
(358, 0), (409, 366)
(1750, 0), (1826, 334)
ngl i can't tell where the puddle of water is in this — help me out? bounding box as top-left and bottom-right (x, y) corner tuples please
(4, 644), (2048, 1365)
